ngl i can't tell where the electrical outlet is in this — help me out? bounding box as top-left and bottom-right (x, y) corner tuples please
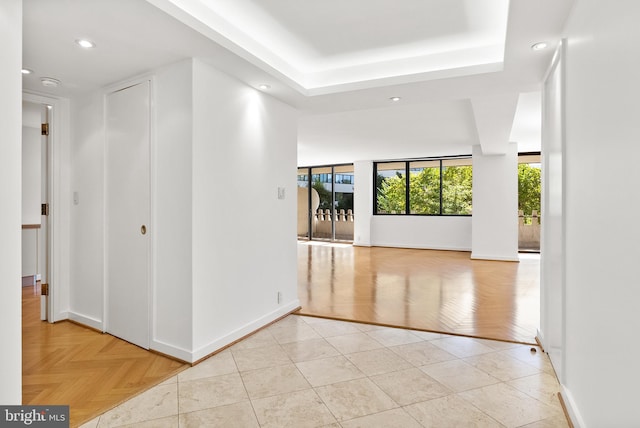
(277, 291), (282, 304)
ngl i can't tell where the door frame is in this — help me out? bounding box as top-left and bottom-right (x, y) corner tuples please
(102, 75), (155, 345)
(298, 163), (355, 242)
(22, 91), (71, 323)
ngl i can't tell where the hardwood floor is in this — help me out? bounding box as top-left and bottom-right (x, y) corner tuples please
(297, 241), (540, 344)
(22, 285), (187, 427)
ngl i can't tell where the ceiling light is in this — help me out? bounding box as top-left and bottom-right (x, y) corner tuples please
(258, 84), (271, 90)
(75, 39), (95, 49)
(390, 97), (401, 102)
(40, 77), (61, 88)
(531, 42), (548, 51)
(21, 68), (33, 75)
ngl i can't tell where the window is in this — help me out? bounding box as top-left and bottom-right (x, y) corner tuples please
(375, 162), (406, 214)
(298, 163), (355, 241)
(335, 174), (354, 185)
(374, 157), (472, 215)
(441, 158), (473, 215)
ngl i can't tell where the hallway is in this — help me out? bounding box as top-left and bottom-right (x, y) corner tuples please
(22, 286), (187, 426)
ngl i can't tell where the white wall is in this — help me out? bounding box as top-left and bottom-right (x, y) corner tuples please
(69, 93), (105, 329)
(191, 59), (299, 360)
(353, 160), (373, 246)
(0, 0), (22, 405)
(540, 44), (565, 380)
(554, 1), (640, 426)
(372, 216), (472, 251)
(353, 160), (472, 250)
(152, 60), (194, 358)
(68, 58), (300, 362)
(471, 143), (519, 261)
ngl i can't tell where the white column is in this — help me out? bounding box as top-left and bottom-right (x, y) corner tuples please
(353, 160), (372, 246)
(471, 143), (519, 261)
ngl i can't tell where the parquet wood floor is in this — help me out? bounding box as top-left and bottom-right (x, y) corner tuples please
(22, 286), (187, 427)
(297, 242), (539, 344)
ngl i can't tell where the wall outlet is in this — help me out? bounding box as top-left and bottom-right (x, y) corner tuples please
(277, 291), (282, 304)
(277, 187), (285, 200)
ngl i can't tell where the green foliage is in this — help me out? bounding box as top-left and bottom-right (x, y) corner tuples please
(518, 164), (541, 215)
(409, 167), (440, 214)
(376, 162), (539, 217)
(312, 181), (332, 210)
(376, 172), (406, 213)
(442, 166), (473, 214)
(376, 166), (472, 214)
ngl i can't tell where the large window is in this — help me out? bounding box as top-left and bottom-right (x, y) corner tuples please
(375, 157), (472, 215)
(298, 164), (355, 241)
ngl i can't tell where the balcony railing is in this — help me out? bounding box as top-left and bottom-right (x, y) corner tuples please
(518, 210), (540, 250)
(313, 209), (354, 240)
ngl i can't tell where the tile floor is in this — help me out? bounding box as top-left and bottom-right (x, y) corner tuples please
(80, 315), (568, 428)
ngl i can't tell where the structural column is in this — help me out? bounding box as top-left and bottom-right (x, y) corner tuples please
(471, 143), (519, 261)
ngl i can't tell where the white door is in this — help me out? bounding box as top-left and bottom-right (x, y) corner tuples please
(106, 81), (151, 349)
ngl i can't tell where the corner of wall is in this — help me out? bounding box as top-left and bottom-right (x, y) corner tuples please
(190, 300), (300, 363)
(560, 386), (586, 428)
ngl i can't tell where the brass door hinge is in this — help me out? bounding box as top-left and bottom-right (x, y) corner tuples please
(41, 123), (49, 136)
(41, 283), (49, 296)
(41, 203), (49, 216)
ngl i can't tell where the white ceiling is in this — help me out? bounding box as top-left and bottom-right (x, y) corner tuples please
(22, 0), (574, 166)
(148, 0), (510, 94)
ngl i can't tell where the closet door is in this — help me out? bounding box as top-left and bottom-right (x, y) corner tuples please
(105, 81), (151, 349)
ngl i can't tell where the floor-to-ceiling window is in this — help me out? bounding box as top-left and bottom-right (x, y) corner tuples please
(297, 164), (354, 241)
(518, 153), (541, 252)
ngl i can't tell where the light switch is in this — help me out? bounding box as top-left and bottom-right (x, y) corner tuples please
(73, 191), (79, 205)
(277, 187), (285, 200)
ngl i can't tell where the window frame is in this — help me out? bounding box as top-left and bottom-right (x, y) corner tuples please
(373, 155), (473, 216)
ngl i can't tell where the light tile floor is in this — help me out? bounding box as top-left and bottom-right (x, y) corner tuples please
(80, 315), (568, 428)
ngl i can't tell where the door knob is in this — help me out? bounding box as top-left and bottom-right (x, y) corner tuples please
(141, 225), (147, 235)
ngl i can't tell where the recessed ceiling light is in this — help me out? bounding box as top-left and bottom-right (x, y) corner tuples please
(390, 96), (401, 102)
(258, 84), (271, 90)
(40, 77), (61, 88)
(75, 39), (95, 49)
(21, 68), (33, 75)
(531, 42), (548, 51)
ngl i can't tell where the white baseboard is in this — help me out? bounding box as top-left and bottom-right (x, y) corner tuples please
(52, 311), (69, 323)
(536, 328), (546, 351)
(68, 311), (103, 331)
(470, 252), (520, 262)
(150, 339), (193, 363)
(188, 300), (301, 363)
(561, 386), (586, 428)
(372, 242), (471, 252)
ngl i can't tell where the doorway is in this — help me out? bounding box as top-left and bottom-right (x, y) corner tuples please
(518, 153), (541, 252)
(297, 164), (355, 242)
(105, 81), (151, 349)
(21, 100), (51, 321)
